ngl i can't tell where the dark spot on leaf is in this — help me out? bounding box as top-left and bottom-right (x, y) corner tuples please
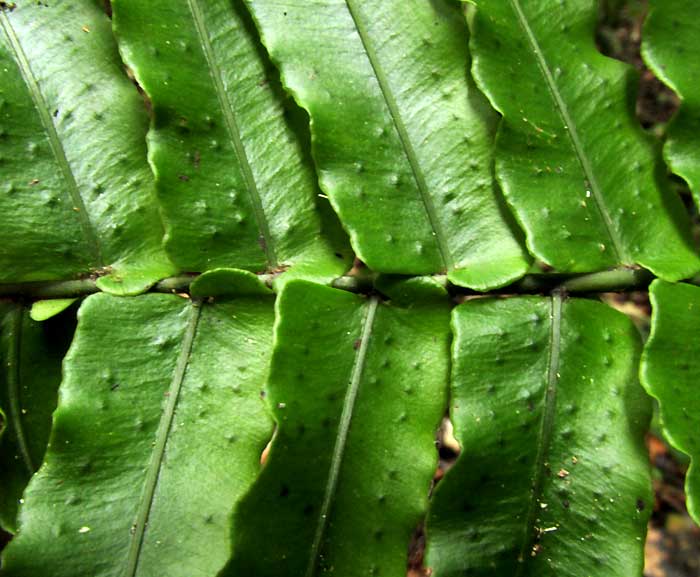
(353, 339), (361, 350)
(279, 485), (289, 498)
(636, 499), (645, 512)
(178, 174), (190, 182)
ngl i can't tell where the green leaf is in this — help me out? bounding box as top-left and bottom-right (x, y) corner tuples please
(111, 0), (347, 282)
(642, 0), (700, 207)
(1, 288), (274, 577)
(642, 280), (700, 524)
(0, 1), (175, 294)
(243, 0), (530, 290)
(426, 295), (651, 575)
(190, 268), (272, 298)
(29, 299), (78, 322)
(0, 302), (74, 533)
(223, 280), (450, 575)
(469, 0), (700, 281)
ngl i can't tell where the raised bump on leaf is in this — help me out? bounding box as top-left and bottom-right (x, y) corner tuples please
(224, 280), (450, 575)
(1, 288), (274, 577)
(426, 296), (651, 576)
(469, 0), (700, 281)
(0, 2), (175, 293)
(111, 0), (347, 282)
(243, 0), (530, 290)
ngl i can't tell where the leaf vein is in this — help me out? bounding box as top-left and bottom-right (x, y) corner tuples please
(6, 305), (34, 475)
(343, 0), (453, 269)
(0, 13), (103, 268)
(186, 0), (277, 267)
(508, 0), (626, 262)
(304, 295), (379, 577)
(124, 301), (202, 577)
(515, 293), (562, 572)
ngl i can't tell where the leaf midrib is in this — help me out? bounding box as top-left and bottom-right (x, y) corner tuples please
(6, 305), (34, 475)
(507, 0), (627, 263)
(343, 0), (453, 270)
(186, 0), (277, 267)
(0, 12), (103, 269)
(514, 294), (562, 572)
(124, 301), (202, 577)
(304, 296), (379, 577)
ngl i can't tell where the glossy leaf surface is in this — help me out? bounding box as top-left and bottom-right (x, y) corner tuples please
(0, 1), (175, 294)
(642, 280), (700, 524)
(469, 0), (699, 280)
(224, 280), (450, 576)
(1, 288), (274, 577)
(112, 0), (346, 281)
(244, 0), (529, 290)
(642, 0), (700, 207)
(426, 296), (651, 576)
(0, 302), (74, 533)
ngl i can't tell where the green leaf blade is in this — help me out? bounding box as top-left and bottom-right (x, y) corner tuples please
(642, 0), (700, 207)
(29, 299), (77, 322)
(111, 0), (345, 281)
(1, 289), (274, 577)
(426, 296), (651, 576)
(244, 0), (529, 290)
(470, 0), (699, 281)
(0, 303), (74, 533)
(224, 280), (450, 575)
(0, 2), (175, 293)
(642, 280), (700, 524)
